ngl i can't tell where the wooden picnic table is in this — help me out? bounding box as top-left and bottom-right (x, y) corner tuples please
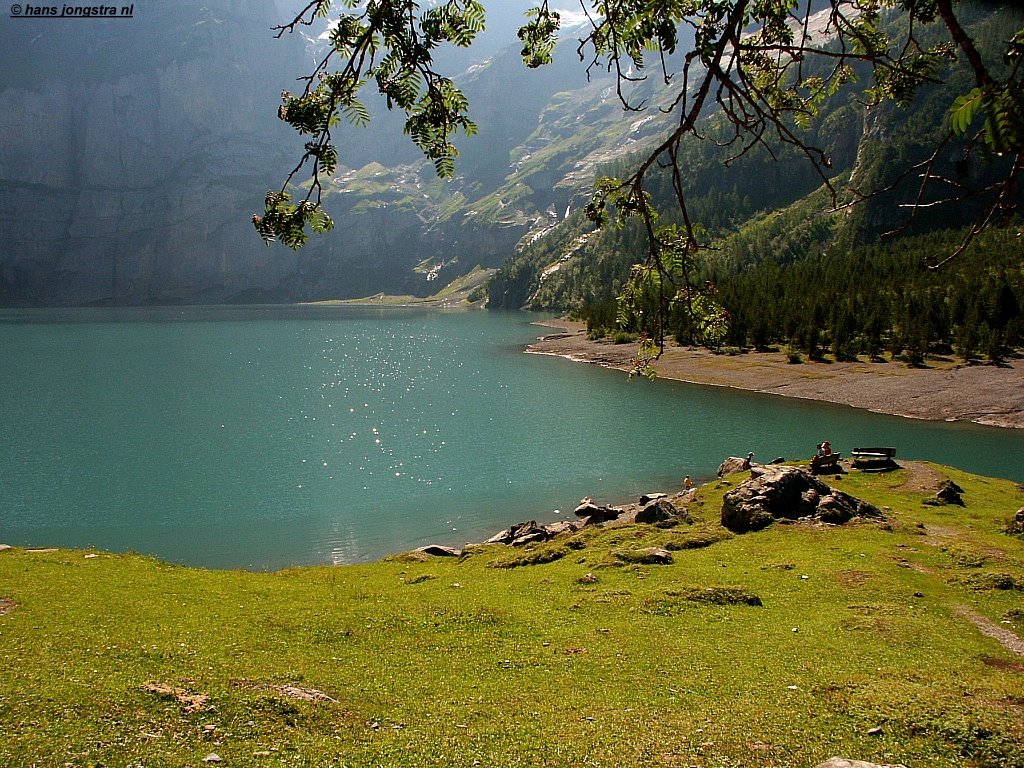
(851, 447), (897, 467)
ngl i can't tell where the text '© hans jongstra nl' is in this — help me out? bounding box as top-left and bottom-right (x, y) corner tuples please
(13, 4), (133, 16)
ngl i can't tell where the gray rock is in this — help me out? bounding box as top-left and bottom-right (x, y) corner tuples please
(815, 759), (907, 768)
(639, 492), (667, 505)
(801, 489), (820, 507)
(487, 520), (548, 545)
(542, 521), (580, 538)
(617, 547), (673, 565)
(485, 527), (516, 545)
(0, 544), (12, 553)
(722, 465), (881, 533)
(643, 548), (674, 565)
(935, 479), (966, 506)
(1010, 507), (1024, 535)
(636, 498), (692, 526)
(512, 531), (548, 547)
(817, 494), (857, 524)
(717, 456), (752, 477)
(636, 498), (677, 525)
(416, 544), (462, 557)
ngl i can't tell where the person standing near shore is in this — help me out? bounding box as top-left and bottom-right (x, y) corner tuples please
(683, 475), (693, 491)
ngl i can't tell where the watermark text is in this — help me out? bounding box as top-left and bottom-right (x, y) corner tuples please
(10, 4), (134, 17)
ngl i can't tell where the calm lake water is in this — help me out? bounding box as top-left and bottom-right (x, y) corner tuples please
(2, 305), (1022, 570)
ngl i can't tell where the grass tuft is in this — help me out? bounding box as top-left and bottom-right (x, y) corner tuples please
(488, 543), (569, 569)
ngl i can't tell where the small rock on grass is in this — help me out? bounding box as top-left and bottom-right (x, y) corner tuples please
(1008, 507), (1024, 535)
(815, 759), (906, 768)
(573, 498), (620, 522)
(203, 755), (223, 764)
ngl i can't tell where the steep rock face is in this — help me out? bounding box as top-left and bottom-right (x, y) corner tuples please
(0, 1), (301, 305)
(0, 0), (609, 306)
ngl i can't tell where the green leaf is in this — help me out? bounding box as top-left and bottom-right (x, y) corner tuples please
(949, 87), (984, 137)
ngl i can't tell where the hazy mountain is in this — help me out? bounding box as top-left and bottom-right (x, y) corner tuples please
(0, 1), (617, 305)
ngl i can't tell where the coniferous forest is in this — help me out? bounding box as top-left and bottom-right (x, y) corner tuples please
(487, 2), (1024, 364)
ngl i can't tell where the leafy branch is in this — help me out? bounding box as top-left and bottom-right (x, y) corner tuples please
(254, 0), (486, 248)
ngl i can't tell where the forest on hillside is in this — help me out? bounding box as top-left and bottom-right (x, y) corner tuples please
(577, 226), (1022, 364)
(486, 2), (1024, 364)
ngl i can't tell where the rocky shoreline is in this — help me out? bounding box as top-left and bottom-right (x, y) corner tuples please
(416, 458), (902, 559)
(526, 320), (1024, 429)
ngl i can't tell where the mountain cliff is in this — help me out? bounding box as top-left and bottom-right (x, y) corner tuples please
(0, 1), (308, 305)
(487, 2), (1024, 315)
(0, 1), (619, 305)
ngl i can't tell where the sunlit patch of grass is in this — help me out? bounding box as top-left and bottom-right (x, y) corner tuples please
(1, 464), (1022, 766)
(488, 542), (570, 569)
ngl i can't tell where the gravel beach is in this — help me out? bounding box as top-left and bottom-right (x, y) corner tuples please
(527, 320), (1024, 429)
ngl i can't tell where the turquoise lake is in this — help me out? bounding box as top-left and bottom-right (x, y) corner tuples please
(2, 305), (1022, 570)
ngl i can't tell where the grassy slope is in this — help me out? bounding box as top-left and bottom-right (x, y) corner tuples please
(308, 266), (496, 307)
(1, 464), (1022, 767)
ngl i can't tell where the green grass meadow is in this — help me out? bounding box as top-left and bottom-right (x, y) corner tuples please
(1, 463), (1022, 767)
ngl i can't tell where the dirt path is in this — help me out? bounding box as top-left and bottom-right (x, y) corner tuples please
(891, 461), (947, 493)
(955, 606), (1024, 657)
(527, 323), (1024, 429)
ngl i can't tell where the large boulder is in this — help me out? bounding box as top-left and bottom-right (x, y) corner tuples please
(718, 455), (752, 477)
(721, 465), (882, 533)
(636, 497), (692, 526)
